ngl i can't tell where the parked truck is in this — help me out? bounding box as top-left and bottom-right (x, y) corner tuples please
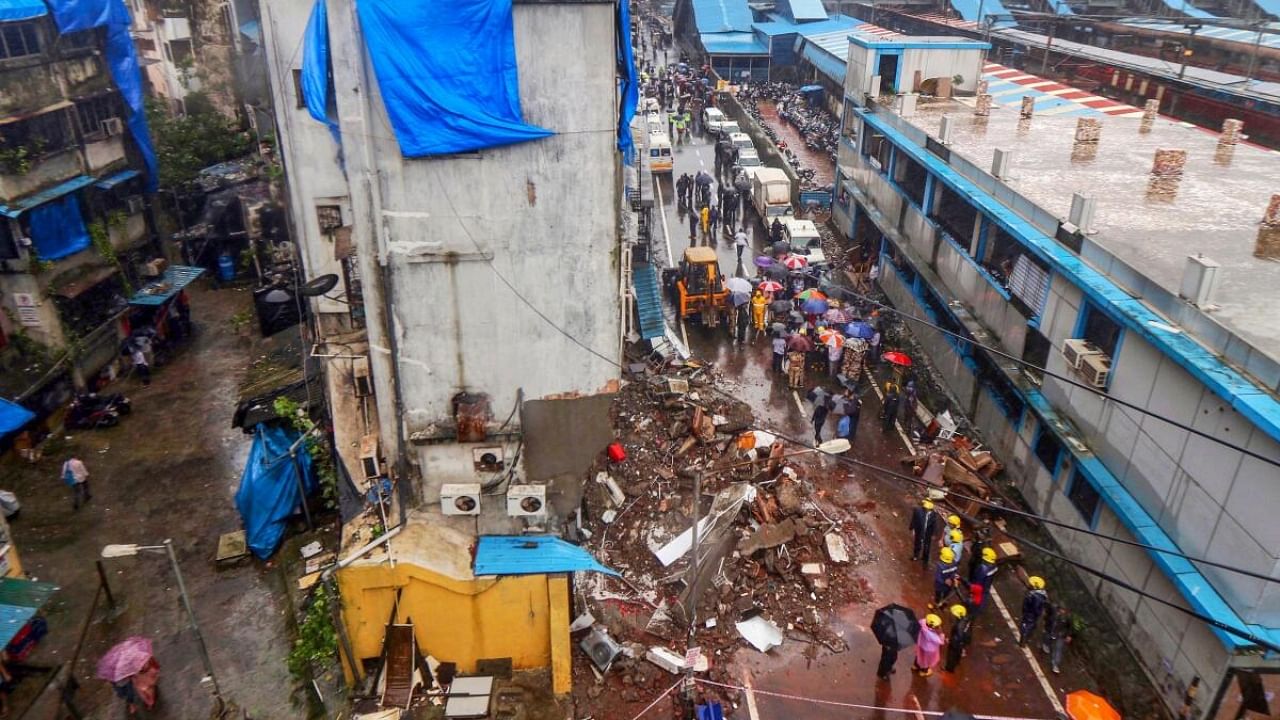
(750, 167), (793, 219)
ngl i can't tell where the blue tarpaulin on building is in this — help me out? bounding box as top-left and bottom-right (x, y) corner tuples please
(28, 194), (90, 261)
(0, 399), (34, 440)
(0, 0), (47, 20)
(616, 0), (639, 164)
(46, 0), (158, 192)
(128, 265), (204, 306)
(474, 535), (617, 576)
(354, 0), (552, 156)
(301, 0), (339, 141)
(0, 174), (94, 218)
(234, 424), (315, 560)
(94, 168), (140, 190)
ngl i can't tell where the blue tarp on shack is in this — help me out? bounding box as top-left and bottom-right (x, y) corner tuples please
(234, 424), (315, 560)
(354, 0), (552, 156)
(46, 0), (159, 191)
(301, 0), (339, 141)
(474, 535), (618, 577)
(28, 194), (90, 261)
(0, 0), (47, 21)
(0, 399), (34, 440)
(616, 0), (639, 164)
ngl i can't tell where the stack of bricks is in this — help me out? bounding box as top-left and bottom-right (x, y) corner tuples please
(1219, 119), (1244, 147)
(1071, 118), (1102, 162)
(1147, 148), (1187, 201)
(1020, 95), (1035, 118)
(1255, 194), (1280, 260)
(975, 93), (992, 117)
(1139, 99), (1159, 134)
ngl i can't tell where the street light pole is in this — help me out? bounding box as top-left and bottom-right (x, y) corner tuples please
(163, 539), (223, 706)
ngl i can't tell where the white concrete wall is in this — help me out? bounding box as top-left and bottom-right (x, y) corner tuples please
(901, 48), (984, 93)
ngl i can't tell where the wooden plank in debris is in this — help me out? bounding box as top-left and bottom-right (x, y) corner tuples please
(381, 624), (416, 709)
(216, 531), (248, 563)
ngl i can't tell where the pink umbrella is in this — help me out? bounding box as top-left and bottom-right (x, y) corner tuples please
(757, 280), (783, 293)
(782, 255), (809, 270)
(97, 636), (154, 683)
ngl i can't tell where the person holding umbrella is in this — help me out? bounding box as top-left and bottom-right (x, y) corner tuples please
(913, 613), (946, 677)
(943, 604), (973, 673)
(97, 636), (161, 716)
(872, 604), (919, 681)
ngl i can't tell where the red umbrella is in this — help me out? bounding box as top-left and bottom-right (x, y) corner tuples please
(882, 351), (913, 367)
(97, 636), (154, 683)
(757, 280), (783, 293)
(782, 255), (809, 270)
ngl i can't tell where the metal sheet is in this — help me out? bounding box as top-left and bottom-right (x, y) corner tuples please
(472, 535), (617, 576)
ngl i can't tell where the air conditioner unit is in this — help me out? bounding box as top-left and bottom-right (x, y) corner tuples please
(1062, 339), (1102, 369)
(101, 117), (124, 137)
(126, 196), (145, 214)
(1079, 353), (1111, 388)
(441, 483), (481, 516)
(473, 446), (504, 473)
(507, 485), (546, 517)
(351, 356), (372, 397)
(358, 434), (381, 480)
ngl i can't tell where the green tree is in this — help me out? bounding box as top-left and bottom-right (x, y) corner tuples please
(145, 91), (255, 190)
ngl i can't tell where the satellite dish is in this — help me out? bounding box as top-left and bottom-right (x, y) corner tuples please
(296, 274), (339, 297)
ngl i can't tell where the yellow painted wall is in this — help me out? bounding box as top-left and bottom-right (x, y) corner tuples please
(337, 563), (572, 693)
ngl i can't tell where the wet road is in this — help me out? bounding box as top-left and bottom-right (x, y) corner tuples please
(5, 285), (297, 718)
(647, 117), (1086, 718)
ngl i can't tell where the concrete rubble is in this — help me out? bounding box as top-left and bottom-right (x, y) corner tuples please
(569, 361), (877, 717)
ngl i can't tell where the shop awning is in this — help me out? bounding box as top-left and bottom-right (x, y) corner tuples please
(0, 0), (49, 21)
(0, 578), (58, 648)
(0, 175), (94, 218)
(94, 168), (141, 190)
(0, 399), (34, 439)
(128, 265), (205, 306)
(474, 535), (617, 577)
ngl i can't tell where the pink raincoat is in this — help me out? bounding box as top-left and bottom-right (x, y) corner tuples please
(914, 620), (946, 671)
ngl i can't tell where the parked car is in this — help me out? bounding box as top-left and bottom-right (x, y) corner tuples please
(728, 132), (754, 152)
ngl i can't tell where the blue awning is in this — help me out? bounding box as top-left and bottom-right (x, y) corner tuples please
(128, 265), (205, 306)
(0, 399), (34, 439)
(0, 175), (94, 218)
(474, 535), (618, 576)
(0, 578), (58, 649)
(94, 168), (141, 190)
(0, 0), (48, 21)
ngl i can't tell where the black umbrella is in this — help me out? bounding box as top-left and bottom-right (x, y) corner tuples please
(871, 604), (919, 649)
(771, 240), (790, 256)
(765, 265), (789, 281)
(769, 299), (791, 314)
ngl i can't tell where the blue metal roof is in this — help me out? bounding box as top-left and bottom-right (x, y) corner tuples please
(781, 0), (827, 22)
(0, 175), (94, 219)
(754, 14), (859, 36)
(128, 265), (205, 306)
(1116, 18), (1280, 50)
(859, 107), (1280, 448)
(702, 32), (769, 55)
(0, 0), (48, 21)
(800, 37), (848, 84)
(691, 0), (753, 33)
(94, 168), (141, 190)
(0, 578), (58, 648)
(474, 535), (618, 577)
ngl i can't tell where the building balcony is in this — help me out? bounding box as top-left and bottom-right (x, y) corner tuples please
(84, 135), (126, 174)
(0, 148), (84, 203)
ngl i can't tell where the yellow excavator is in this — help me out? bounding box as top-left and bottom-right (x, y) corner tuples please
(674, 247), (729, 326)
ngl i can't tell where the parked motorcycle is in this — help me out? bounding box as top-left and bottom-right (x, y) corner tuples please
(65, 393), (131, 430)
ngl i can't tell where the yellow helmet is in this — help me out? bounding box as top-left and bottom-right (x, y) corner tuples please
(981, 547), (997, 563)
(939, 547), (956, 563)
(1029, 576), (1046, 590)
(949, 529), (964, 543)
(947, 514), (961, 527)
(925, 614), (942, 628)
(922, 499), (935, 510)
(950, 604), (967, 620)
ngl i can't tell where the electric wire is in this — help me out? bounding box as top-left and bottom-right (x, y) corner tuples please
(814, 279), (1280, 471)
(695, 678), (1053, 720)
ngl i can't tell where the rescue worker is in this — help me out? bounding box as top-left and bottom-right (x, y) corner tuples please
(912, 614), (946, 677)
(943, 604), (972, 673)
(943, 528), (964, 566)
(699, 204), (710, 240)
(1018, 576), (1049, 647)
(969, 547), (999, 615)
(932, 547), (959, 608)
(750, 290), (767, 340)
(908, 499), (942, 568)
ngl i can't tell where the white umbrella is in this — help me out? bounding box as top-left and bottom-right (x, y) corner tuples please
(725, 277), (753, 294)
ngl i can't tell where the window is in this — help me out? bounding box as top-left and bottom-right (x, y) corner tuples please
(292, 69), (306, 109)
(861, 133), (890, 171)
(0, 109), (73, 157)
(1033, 428), (1063, 473)
(894, 153), (927, 208)
(167, 38), (191, 64)
(58, 28), (98, 52)
(1022, 327), (1050, 384)
(76, 94), (124, 139)
(0, 22), (41, 60)
(1066, 470), (1102, 525)
(1079, 302), (1122, 357)
(931, 183), (978, 247)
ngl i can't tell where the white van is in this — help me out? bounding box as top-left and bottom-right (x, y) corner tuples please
(702, 107), (727, 134)
(649, 133), (673, 173)
(729, 132), (754, 151)
(646, 112), (665, 136)
(782, 218), (826, 266)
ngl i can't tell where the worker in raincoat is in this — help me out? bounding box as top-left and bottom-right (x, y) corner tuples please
(942, 528), (964, 566)
(969, 547), (999, 614)
(1018, 576), (1049, 646)
(750, 290), (767, 339)
(943, 604), (972, 673)
(912, 614), (946, 677)
(932, 546), (959, 608)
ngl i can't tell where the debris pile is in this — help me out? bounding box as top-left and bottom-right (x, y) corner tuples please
(569, 364), (878, 717)
(900, 433), (1004, 503)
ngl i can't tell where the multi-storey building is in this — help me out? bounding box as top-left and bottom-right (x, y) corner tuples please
(260, 0), (633, 694)
(834, 31), (1280, 718)
(0, 1), (156, 412)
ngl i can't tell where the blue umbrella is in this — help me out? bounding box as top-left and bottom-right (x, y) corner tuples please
(730, 291), (752, 307)
(845, 321), (875, 340)
(802, 298), (828, 315)
(754, 256), (774, 268)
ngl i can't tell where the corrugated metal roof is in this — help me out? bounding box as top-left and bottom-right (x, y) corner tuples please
(702, 32), (769, 55)
(129, 265), (205, 307)
(473, 535), (618, 577)
(691, 0), (753, 33)
(1116, 18), (1280, 49)
(0, 175), (94, 219)
(0, 578), (58, 648)
(782, 0), (827, 22)
(94, 168), (142, 190)
(800, 38), (848, 84)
